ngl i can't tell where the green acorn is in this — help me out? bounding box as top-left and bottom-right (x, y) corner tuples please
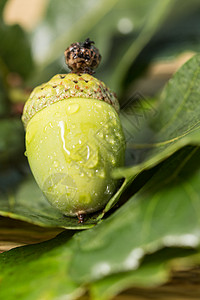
(22, 38), (125, 222)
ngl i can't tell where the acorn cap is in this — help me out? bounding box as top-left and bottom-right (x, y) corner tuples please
(22, 73), (120, 129)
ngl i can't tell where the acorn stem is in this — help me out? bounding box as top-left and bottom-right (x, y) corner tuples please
(82, 38), (95, 48)
(64, 38), (101, 74)
(77, 212), (85, 224)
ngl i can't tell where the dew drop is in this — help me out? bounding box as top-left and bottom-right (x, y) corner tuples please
(111, 118), (117, 126)
(44, 122), (53, 132)
(108, 138), (115, 145)
(26, 126), (36, 144)
(86, 171), (93, 178)
(55, 112), (60, 117)
(97, 132), (104, 138)
(58, 121), (70, 155)
(53, 160), (59, 168)
(111, 158), (116, 165)
(97, 169), (105, 179)
(104, 184), (113, 196)
(24, 151), (27, 157)
(115, 132), (121, 138)
(95, 103), (103, 109)
(86, 149), (99, 168)
(67, 103), (80, 115)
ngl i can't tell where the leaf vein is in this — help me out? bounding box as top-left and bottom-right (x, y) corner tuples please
(159, 63), (200, 134)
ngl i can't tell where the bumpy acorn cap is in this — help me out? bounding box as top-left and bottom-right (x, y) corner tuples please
(22, 39), (120, 128)
(22, 73), (120, 129)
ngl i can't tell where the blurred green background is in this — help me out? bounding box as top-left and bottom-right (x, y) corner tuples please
(0, 0), (200, 244)
(1, 1), (200, 299)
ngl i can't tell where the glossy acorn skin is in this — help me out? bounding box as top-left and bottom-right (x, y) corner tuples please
(23, 74), (125, 217)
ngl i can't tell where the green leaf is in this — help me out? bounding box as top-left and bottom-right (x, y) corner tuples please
(0, 0), (33, 80)
(122, 0), (200, 94)
(0, 0), (7, 20)
(3, 145), (200, 299)
(90, 260), (168, 300)
(0, 163), (154, 228)
(0, 79), (9, 116)
(90, 247), (197, 300)
(69, 146), (200, 282)
(0, 24), (34, 79)
(0, 118), (24, 165)
(97, 176), (135, 219)
(114, 53), (200, 178)
(4, 54), (200, 229)
(0, 176), (98, 229)
(0, 164), (137, 228)
(0, 223), (199, 300)
(0, 231), (85, 300)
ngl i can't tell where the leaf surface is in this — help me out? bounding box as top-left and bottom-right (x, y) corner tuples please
(0, 231), (84, 300)
(0, 176), (98, 229)
(115, 53), (200, 178)
(0, 119), (24, 165)
(0, 23), (33, 79)
(0, 219), (199, 300)
(69, 146), (200, 282)
(2, 54), (200, 229)
(90, 247), (198, 300)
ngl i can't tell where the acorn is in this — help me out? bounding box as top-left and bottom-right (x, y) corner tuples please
(22, 38), (125, 223)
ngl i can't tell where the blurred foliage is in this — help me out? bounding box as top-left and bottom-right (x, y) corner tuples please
(1, 0), (200, 299)
(0, 119), (24, 165)
(0, 0), (33, 79)
(116, 54), (200, 177)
